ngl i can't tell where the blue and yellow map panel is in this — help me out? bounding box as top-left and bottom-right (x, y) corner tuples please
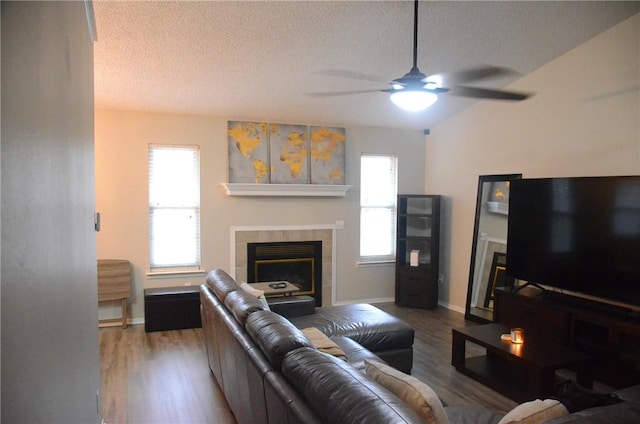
(269, 123), (309, 184)
(228, 121), (269, 183)
(310, 126), (346, 185)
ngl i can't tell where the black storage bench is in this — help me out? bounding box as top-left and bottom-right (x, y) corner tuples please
(144, 286), (202, 332)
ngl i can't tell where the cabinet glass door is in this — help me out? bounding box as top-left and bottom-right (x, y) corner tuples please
(406, 197), (433, 214)
(405, 239), (431, 265)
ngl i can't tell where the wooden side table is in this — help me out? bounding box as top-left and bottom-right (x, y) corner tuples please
(97, 259), (131, 328)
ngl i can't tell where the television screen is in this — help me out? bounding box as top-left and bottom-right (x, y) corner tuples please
(507, 176), (640, 308)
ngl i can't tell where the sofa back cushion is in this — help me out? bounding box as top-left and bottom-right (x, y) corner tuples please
(206, 269), (239, 302)
(246, 310), (313, 370)
(223, 289), (266, 326)
(264, 370), (323, 424)
(282, 347), (423, 424)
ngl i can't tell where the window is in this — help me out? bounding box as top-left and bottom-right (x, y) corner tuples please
(148, 145), (201, 270)
(360, 154), (398, 262)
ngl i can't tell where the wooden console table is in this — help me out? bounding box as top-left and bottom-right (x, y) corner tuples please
(452, 323), (593, 403)
(97, 259), (131, 328)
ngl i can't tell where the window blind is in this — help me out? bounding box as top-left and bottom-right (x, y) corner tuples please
(360, 154), (398, 260)
(148, 145), (201, 269)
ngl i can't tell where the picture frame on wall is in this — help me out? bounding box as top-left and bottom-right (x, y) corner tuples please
(309, 126), (346, 185)
(269, 123), (309, 184)
(484, 252), (513, 307)
(227, 120), (347, 186)
(227, 121), (269, 183)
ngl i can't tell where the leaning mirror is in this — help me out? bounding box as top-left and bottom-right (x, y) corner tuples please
(465, 174), (522, 323)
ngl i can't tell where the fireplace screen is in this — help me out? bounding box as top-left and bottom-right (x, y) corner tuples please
(247, 241), (322, 306)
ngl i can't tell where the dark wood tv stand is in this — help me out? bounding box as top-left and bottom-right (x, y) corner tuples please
(494, 287), (640, 388)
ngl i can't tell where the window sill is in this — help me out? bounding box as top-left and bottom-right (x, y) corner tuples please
(146, 269), (207, 278)
(356, 259), (395, 268)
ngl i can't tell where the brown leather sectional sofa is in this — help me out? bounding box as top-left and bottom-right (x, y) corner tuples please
(200, 269), (423, 423)
(199, 269), (640, 424)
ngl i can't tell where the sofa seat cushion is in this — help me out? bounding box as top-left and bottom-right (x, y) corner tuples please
(282, 347), (424, 424)
(246, 310), (314, 370)
(289, 303), (414, 352)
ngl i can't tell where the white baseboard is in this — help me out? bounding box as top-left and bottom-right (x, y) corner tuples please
(438, 301), (465, 314)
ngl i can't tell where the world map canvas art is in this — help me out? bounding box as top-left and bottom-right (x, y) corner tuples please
(227, 121), (346, 185)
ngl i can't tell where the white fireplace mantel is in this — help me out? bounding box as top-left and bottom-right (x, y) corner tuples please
(221, 183), (352, 197)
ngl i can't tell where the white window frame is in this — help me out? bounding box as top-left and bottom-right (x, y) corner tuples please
(359, 153), (398, 265)
(148, 144), (201, 273)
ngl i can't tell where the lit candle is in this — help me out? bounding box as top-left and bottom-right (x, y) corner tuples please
(511, 328), (525, 344)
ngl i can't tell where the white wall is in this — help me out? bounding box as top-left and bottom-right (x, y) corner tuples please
(1, 2), (101, 422)
(426, 14), (640, 312)
(95, 112), (426, 321)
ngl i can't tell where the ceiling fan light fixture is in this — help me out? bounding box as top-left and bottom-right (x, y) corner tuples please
(424, 80), (441, 90)
(390, 90), (438, 112)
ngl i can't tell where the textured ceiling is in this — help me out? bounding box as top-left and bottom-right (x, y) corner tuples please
(93, 1), (639, 130)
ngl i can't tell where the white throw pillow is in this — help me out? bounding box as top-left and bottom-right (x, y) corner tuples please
(498, 399), (569, 424)
(240, 282), (270, 310)
(364, 359), (449, 424)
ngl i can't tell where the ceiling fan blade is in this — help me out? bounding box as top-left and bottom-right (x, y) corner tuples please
(450, 85), (531, 101)
(305, 89), (388, 97)
(314, 69), (390, 84)
(432, 66), (519, 85)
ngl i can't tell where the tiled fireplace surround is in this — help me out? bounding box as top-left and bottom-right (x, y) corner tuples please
(231, 225), (336, 306)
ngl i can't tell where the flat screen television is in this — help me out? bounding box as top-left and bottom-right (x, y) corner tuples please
(506, 176), (640, 309)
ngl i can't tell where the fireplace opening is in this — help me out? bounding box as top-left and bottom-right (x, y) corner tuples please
(247, 241), (322, 306)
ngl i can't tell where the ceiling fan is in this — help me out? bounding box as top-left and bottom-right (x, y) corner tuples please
(308, 0), (532, 111)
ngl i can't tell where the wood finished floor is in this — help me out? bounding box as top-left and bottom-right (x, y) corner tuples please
(376, 303), (517, 411)
(100, 303), (517, 423)
(99, 326), (235, 424)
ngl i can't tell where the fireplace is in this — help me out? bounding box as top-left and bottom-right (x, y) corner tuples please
(247, 241), (322, 306)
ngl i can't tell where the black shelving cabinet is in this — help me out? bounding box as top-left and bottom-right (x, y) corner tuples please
(395, 195), (441, 309)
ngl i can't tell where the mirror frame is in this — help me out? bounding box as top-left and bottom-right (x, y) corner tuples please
(465, 173), (522, 323)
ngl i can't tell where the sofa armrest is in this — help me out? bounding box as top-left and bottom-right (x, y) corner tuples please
(268, 295), (316, 318)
